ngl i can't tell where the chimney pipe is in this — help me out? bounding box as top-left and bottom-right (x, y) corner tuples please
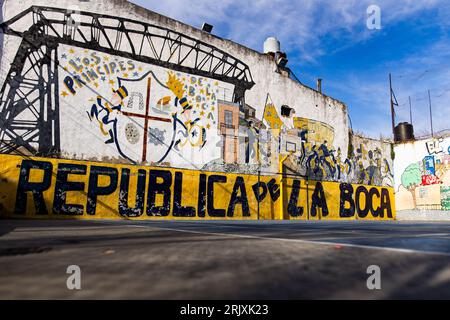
(317, 78), (322, 93)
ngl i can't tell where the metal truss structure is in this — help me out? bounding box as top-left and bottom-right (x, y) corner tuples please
(0, 6), (255, 156)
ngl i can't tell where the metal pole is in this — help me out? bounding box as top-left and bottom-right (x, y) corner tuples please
(257, 132), (260, 221)
(409, 96), (413, 125)
(389, 73), (396, 139)
(428, 90), (434, 138)
(306, 177), (310, 220)
(279, 154), (289, 221)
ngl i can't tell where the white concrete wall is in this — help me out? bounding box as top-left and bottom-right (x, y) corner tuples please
(56, 45), (232, 168)
(0, 0), (373, 184)
(394, 135), (450, 211)
(349, 134), (394, 186)
(396, 210), (450, 221)
(280, 131), (393, 185)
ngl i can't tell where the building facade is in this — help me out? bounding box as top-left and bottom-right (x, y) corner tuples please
(0, 0), (395, 220)
(395, 133), (450, 212)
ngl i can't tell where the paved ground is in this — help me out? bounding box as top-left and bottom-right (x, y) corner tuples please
(0, 219), (450, 299)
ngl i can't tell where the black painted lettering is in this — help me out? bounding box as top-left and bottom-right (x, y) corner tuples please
(119, 168), (146, 217)
(53, 163), (86, 215)
(311, 182), (328, 217)
(355, 186), (370, 218)
(15, 160), (52, 215)
(252, 182), (268, 203)
(267, 178), (280, 202)
(287, 180), (304, 217)
(207, 175), (227, 217)
(87, 166), (118, 215)
(147, 169), (172, 216)
(339, 183), (355, 218)
(173, 172), (196, 217)
(227, 176), (250, 217)
(380, 188), (393, 218)
(369, 188), (381, 217)
(197, 174), (207, 217)
(63, 76), (76, 95)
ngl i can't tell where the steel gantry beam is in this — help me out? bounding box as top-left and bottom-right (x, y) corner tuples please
(0, 6), (255, 89)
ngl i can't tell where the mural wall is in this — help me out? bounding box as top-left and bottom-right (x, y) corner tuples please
(0, 3), (396, 221)
(281, 129), (393, 186)
(59, 46), (231, 168)
(0, 4), (363, 180)
(394, 135), (450, 211)
(0, 154), (395, 220)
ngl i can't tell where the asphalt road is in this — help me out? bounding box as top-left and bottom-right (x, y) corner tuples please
(0, 219), (450, 299)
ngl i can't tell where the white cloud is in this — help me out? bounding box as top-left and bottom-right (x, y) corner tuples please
(131, 0), (447, 61)
(131, 0), (450, 137)
(324, 34), (450, 138)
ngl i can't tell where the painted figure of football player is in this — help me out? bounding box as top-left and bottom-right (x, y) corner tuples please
(88, 85), (134, 162)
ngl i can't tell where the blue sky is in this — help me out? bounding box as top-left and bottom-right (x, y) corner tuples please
(131, 0), (450, 138)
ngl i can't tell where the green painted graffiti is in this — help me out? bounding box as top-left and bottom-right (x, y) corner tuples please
(441, 186), (450, 211)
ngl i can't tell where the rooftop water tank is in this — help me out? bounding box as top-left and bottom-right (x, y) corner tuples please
(394, 122), (415, 142)
(264, 37), (280, 54)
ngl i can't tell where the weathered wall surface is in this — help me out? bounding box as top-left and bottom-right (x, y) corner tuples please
(0, 0), (396, 222)
(58, 45), (232, 168)
(0, 154), (395, 220)
(0, 1), (355, 177)
(394, 135), (450, 211)
(348, 134), (394, 186)
(282, 132), (393, 186)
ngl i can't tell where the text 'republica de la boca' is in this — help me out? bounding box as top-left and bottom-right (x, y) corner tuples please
(1, 155), (394, 220)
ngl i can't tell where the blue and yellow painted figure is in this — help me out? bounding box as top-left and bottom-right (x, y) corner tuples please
(298, 129), (309, 163)
(177, 96), (193, 114)
(173, 117), (207, 151)
(158, 72), (207, 163)
(318, 141), (337, 178)
(88, 85), (134, 163)
(166, 72), (193, 115)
